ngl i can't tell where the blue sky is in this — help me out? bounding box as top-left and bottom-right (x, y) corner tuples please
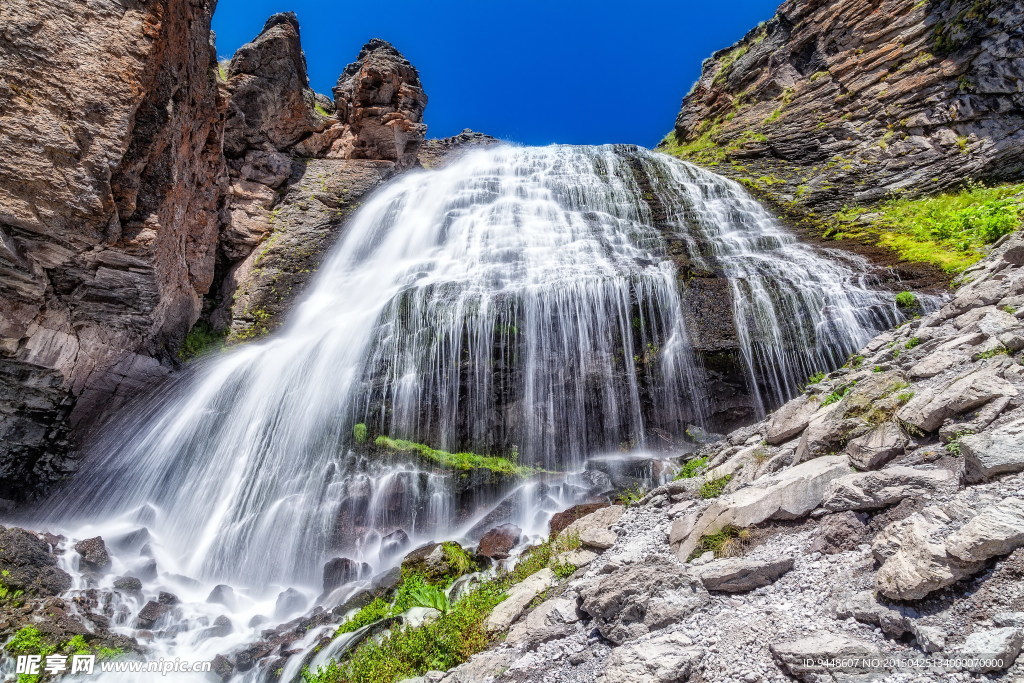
(212, 0), (780, 146)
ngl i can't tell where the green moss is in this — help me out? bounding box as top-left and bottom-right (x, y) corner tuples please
(178, 321), (227, 361)
(336, 597), (393, 636)
(352, 423), (368, 444)
(905, 337), (922, 349)
(673, 456), (709, 480)
(713, 45), (749, 85)
(659, 129), (727, 166)
(825, 183), (1024, 273)
(615, 483), (646, 506)
(314, 102), (331, 117)
(699, 474), (733, 499)
(217, 59), (230, 81)
(805, 371), (827, 386)
(374, 436), (542, 477)
(895, 291), (919, 308)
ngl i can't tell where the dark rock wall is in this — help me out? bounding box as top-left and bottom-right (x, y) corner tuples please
(0, 4), (434, 502)
(667, 0), (1024, 213)
(0, 0), (225, 500)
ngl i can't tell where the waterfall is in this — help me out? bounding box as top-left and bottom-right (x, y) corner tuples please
(21, 144), (906, 676)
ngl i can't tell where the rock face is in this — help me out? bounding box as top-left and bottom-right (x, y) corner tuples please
(577, 556), (710, 644)
(666, 0), (1024, 214)
(333, 39), (428, 169)
(0, 526), (71, 596)
(0, 5), (436, 500)
(0, 0), (225, 501)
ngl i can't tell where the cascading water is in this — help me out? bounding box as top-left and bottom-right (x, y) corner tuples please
(11, 144), (910, 680)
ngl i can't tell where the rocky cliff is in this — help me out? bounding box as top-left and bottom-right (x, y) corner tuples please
(0, 0), (225, 503)
(664, 0), (1024, 217)
(0, 5), (434, 502)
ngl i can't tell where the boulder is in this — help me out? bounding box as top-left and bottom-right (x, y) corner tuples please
(549, 502), (610, 536)
(199, 615), (233, 640)
(961, 418), (1024, 483)
(845, 422), (908, 469)
(694, 556), (794, 592)
(873, 504), (985, 601)
(380, 529), (411, 559)
(561, 505), (625, 550)
(770, 633), (881, 680)
(113, 576), (143, 593)
(994, 612), (1024, 627)
(476, 524), (521, 560)
(809, 511), (868, 555)
(484, 568), (555, 633)
(945, 497), (1024, 563)
(273, 587), (306, 619)
(74, 536), (111, 574)
(670, 455), (850, 561)
(323, 557), (371, 592)
(950, 627), (1024, 672)
(0, 526), (72, 596)
(505, 596), (580, 646)
(135, 600), (172, 629)
(598, 630), (704, 683)
(897, 370), (1017, 433)
(578, 556), (709, 644)
(764, 394), (817, 444)
(207, 584), (237, 610)
(401, 542), (478, 582)
(551, 549), (598, 569)
(909, 350), (960, 379)
(836, 591), (945, 652)
(821, 466), (954, 512)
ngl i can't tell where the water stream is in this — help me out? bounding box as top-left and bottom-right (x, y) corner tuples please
(7, 144), (911, 681)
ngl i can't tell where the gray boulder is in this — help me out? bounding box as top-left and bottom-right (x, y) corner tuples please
(484, 568), (555, 633)
(598, 630), (704, 683)
(670, 455), (850, 561)
(770, 633), (881, 680)
(694, 556), (794, 592)
(506, 596), (580, 647)
(897, 369), (1017, 433)
(961, 417), (1024, 483)
(821, 466), (954, 512)
(578, 556), (709, 644)
(562, 505), (624, 550)
(845, 422), (908, 469)
(950, 627), (1023, 672)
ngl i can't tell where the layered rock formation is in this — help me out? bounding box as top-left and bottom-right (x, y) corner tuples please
(0, 0), (225, 502)
(665, 0), (1024, 215)
(0, 4), (434, 501)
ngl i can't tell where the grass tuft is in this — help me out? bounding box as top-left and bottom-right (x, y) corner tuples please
(374, 436), (541, 477)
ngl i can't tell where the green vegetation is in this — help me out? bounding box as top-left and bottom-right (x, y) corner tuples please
(552, 561), (578, 579)
(699, 474), (733, 499)
(673, 456), (709, 480)
(896, 391), (915, 403)
(945, 429), (975, 456)
(314, 102), (331, 117)
(615, 483), (647, 506)
(975, 345), (1009, 360)
(178, 321), (226, 361)
(805, 371), (827, 387)
(895, 291), (919, 309)
(659, 129), (726, 166)
(689, 525), (750, 560)
(374, 436), (541, 477)
(1003, 305), (1018, 314)
(217, 59), (230, 81)
(311, 533), (582, 683)
(352, 423), (368, 444)
(821, 383), (854, 406)
(713, 45), (749, 85)
(0, 570), (24, 605)
(826, 183), (1024, 273)
(845, 355), (865, 369)
(4, 627), (123, 682)
(905, 337), (922, 349)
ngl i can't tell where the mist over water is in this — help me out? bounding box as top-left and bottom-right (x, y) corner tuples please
(20, 144), (907, 679)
